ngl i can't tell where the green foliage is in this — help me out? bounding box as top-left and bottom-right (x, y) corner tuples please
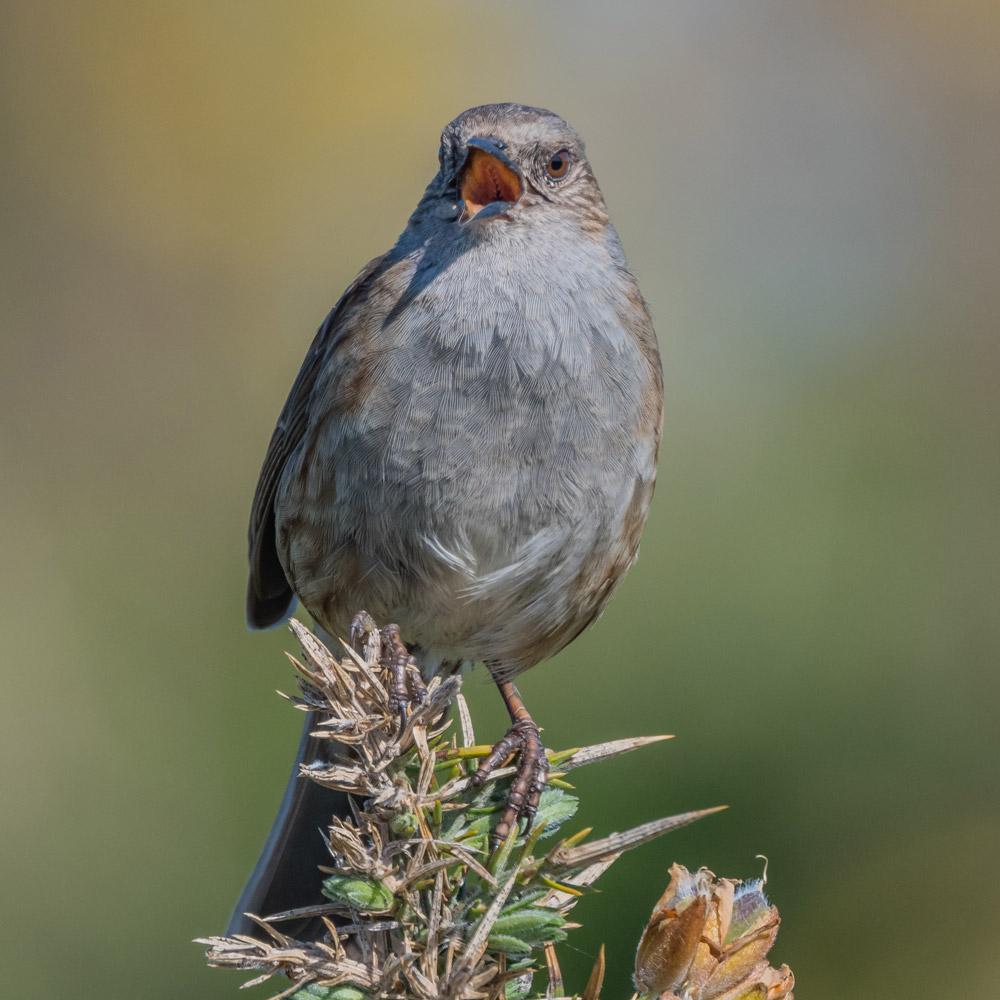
(200, 623), (725, 999)
(291, 986), (368, 1000)
(321, 876), (394, 913)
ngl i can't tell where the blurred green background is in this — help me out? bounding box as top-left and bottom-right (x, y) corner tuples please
(2, 2), (998, 997)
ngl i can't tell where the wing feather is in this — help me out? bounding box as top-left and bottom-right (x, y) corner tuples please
(246, 254), (389, 628)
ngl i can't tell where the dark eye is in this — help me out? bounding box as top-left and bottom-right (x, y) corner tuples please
(546, 149), (571, 180)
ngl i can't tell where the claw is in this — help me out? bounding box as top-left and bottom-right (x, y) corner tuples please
(349, 615), (427, 732)
(472, 676), (549, 850)
(349, 610), (376, 646)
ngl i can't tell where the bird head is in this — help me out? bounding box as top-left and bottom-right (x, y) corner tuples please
(432, 104), (609, 232)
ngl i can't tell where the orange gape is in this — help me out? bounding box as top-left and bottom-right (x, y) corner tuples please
(460, 146), (522, 217)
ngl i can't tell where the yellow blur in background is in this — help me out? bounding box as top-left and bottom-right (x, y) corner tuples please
(2, 2), (998, 997)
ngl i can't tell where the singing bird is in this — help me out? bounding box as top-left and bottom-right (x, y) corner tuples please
(228, 103), (662, 937)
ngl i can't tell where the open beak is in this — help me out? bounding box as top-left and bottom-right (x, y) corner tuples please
(457, 137), (523, 223)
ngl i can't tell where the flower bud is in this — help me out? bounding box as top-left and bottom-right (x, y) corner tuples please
(390, 812), (419, 837)
(321, 875), (394, 912)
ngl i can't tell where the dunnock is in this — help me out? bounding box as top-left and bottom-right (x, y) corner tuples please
(229, 103), (662, 937)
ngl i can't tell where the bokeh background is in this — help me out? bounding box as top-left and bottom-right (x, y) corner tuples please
(2, 2), (998, 997)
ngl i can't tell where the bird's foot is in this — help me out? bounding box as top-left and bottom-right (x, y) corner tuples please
(379, 622), (427, 727)
(471, 715), (549, 850)
(349, 612), (427, 728)
(349, 610), (379, 659)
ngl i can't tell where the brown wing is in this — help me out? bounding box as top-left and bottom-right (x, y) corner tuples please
(246, 254), (389, 629)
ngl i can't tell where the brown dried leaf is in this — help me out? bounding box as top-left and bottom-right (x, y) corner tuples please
(544, 941), (563, 998)
(582, 943), (606, 1000)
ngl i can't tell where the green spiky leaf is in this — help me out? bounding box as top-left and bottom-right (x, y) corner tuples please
(490, 906), (566, 946)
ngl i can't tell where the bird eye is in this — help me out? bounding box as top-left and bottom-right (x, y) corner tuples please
(546, 149), (572, 180)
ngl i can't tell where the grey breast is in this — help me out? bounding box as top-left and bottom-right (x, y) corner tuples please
(279, 221), (656, 672)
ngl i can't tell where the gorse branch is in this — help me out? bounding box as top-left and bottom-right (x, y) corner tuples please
(198, 620), (792, 1000)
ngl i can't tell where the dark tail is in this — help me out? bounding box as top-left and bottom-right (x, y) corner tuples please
(226, 710), (351, 939)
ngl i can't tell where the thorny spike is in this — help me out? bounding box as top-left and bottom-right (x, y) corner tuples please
(350, 609), (377, 646)
(549, 807), (729, 870)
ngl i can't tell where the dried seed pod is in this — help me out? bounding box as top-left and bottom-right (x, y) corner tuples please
(634, 864), (794, 1000)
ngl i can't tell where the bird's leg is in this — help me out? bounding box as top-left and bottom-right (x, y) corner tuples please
(471, 673), (549, 849)
(351, 613), (426, 724)
(380, 623), (411, 723)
